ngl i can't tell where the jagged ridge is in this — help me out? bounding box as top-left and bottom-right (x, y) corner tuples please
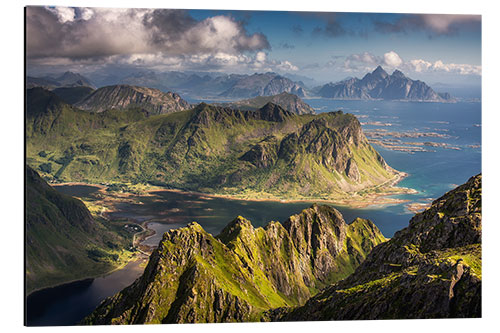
(316, 66), (453, 102)
(271, 174), (481, 320)
(76, 85), (191, 114)
(27, 88), (400, 200)
(83, 204), (386, 324)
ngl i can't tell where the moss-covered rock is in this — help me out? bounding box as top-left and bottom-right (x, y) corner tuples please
(271, 174), (482, 320)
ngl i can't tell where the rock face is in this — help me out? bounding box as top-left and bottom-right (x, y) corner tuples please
(220, 73), (306, 98)
(27, 89), (400, 200)
(83, 205), (386, 324)
(316, 66), (453, 102)
(272, 174), (481, 320)
(218, 92), (315, 115)
(76, 85), (191, 114)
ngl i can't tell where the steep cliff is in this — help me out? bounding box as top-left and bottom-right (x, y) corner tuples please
(27, 88), (401, 201)
(26, 166), (133, 293)
(83, 205), (386, 324)
(271, 174), (481, 320)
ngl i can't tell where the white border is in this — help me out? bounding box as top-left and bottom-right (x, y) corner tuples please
(1, 1), (497, 332)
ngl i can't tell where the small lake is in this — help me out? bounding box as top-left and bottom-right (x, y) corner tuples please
(51, 184), (102, 199)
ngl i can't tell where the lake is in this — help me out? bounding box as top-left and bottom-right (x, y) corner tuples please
(26, 99), (481, 326)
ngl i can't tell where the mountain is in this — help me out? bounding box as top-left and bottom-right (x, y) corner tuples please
(271, 174), (481, 320)
(215, 92), (315, 115)
(220, 72), (306, 98)
(76, 85), (191, 115)
(83, 204), (386, 324)
(27, 88), (401, 201)
(94, 70), (306, 99)
(52, 86), (95, 105)
(27, 71), (95, 90)
(316, 66), (453, 102)
(84, 174), (481, 324)
(26, 166), (133, 293)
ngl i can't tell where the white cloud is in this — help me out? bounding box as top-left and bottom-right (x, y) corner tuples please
(27, 7), (270, 61)
(343, 50), (481, 76)
(383, 51), (403, 67)
(47, 6), (76, 23)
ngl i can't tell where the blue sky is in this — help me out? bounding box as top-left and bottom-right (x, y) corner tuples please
(26, 7), (481, 86)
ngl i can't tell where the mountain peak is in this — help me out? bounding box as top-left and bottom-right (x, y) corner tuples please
(391, 69), (406, 79)
(372, 65), (388, 78)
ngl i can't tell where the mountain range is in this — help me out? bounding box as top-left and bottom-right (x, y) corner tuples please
(215, 92), (315, 115)
(84, 174), (481, 323)
(28, 68), (451, 102)
(84, 204), (386, 324)
(26, 87), (400, 201)
(314, 66), (453, 102)
(27, 71), (95, 90)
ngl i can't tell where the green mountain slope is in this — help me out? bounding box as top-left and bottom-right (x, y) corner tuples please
(217, 92), (315, 115)
(27, 88), (401, 201)
(271, 174), (481, 320)
(52, 86), (95, 105)
(83, 204), (386, 324)
(26, 166), (134, 294)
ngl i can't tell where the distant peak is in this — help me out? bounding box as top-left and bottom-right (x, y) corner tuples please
(391, 69), (406, 78)
(372, 65), (388, 77)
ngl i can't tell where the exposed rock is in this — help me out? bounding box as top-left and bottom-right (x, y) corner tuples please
(316, 66), (454, 102)
(77, 85), (191, 114)
(83, 205), (386, 324)
(271, 174), (481, 320)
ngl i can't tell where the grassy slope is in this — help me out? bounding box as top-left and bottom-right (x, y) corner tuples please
(84, 205), (387, 324)
(27, 88), (398, 201)
(26, 166), (135, 294)
(275, 174), (482, 320)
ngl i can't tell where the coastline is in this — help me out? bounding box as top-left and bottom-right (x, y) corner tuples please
(27, 253), (147, 297)
(48, 171), (416, 210)
(146, 172), (415, 209)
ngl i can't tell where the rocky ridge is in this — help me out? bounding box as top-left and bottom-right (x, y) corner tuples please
(270, 174), (481, 320)
(83, 204), (386, 324)
(316, 66), (453, 102)
(76, 85), (191, 114)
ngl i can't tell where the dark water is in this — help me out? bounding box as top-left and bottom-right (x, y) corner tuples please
(26, 257), (146, 326)
(27, 99), (481, 326)
(53, 184), (101, 199)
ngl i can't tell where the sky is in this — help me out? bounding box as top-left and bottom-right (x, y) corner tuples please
(26, 6), (482, 86)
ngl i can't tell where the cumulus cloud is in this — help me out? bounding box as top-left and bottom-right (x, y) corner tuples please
(343, 50), (481, 76)
(374, 14), (481, 36)
(383, 51), (403, 67)
(26, 6), (270, 63)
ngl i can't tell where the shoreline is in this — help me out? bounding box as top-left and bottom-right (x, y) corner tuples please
(27, 253), (147, 298)
(145, 173), (415, 209)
